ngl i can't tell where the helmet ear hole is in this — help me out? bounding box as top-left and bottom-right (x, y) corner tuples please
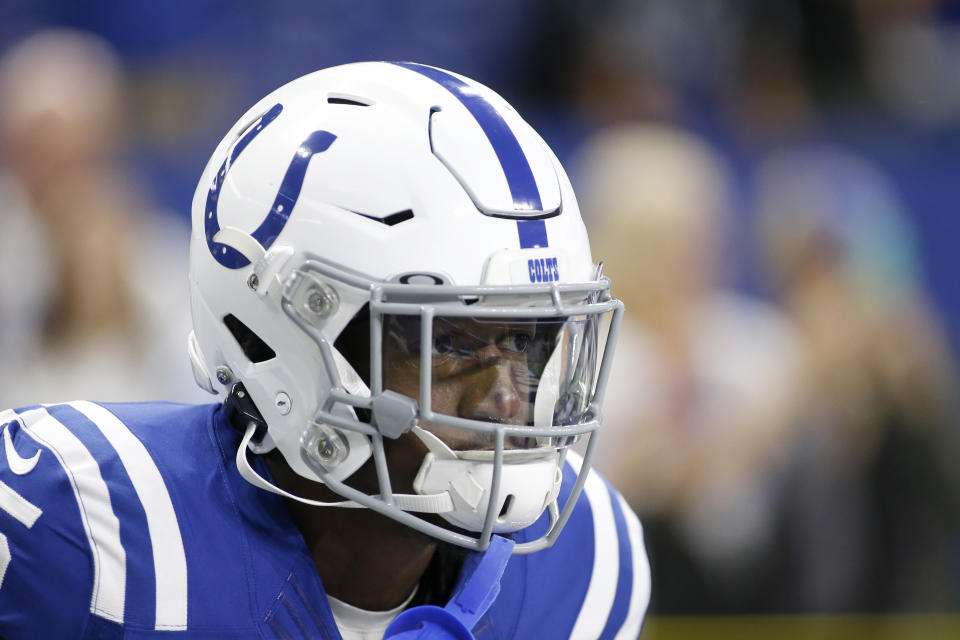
(223, 314), (276, 363)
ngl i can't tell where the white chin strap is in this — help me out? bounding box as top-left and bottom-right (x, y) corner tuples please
(235, 421), (453, 513)
(235, 422), (562, 534)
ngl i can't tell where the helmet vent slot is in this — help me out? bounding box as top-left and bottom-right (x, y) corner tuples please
(327, 95), (371, 107)
(380, 209), (414, 226)
(352, 209), (414, 226)
(498, 494), (514, 520)
(223, 314), (276, 363)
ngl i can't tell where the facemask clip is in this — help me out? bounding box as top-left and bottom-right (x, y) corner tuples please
(372, 390), (419, 439)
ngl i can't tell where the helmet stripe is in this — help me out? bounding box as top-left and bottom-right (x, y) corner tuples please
(391, 61), (543, 212)
(517, 219), (548, 249)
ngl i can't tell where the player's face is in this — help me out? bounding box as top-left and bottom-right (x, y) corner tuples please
(383, 316), (544, 450)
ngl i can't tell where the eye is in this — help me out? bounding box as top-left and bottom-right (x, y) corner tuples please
(433, 333), (455, 355)
(500, 332), (531, 353)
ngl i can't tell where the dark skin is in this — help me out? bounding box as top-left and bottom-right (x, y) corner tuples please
(265, 438), (437, 611)
(266, 318), (538, 610)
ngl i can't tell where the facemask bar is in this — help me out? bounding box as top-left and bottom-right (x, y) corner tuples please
(278, 254), (624, 553)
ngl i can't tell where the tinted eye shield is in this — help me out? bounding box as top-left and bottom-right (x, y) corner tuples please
(369, 281), (618, 435)
(382, 315), (581, 451)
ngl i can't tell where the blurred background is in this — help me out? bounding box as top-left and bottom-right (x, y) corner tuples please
(0, 1), (958, 637)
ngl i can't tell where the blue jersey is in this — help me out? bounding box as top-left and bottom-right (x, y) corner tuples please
(0, 401), (649, 639)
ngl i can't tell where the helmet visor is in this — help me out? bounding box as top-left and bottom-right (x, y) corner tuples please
(380, 309), (609, 448)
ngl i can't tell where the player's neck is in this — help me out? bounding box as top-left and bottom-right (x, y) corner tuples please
(305, 509), (437, 611)
(266, 455), (437, 611)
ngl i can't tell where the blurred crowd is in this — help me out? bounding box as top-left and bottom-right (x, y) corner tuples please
(582, 126), (960, 615)
(0, 0), (958, 620)
(562, 0), (960, 616)
(0, 30), (207, 406)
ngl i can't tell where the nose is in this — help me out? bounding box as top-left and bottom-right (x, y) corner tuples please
(457, 348), (522, 423)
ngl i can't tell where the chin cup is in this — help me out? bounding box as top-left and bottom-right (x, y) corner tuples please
(411, 428), (562, 533)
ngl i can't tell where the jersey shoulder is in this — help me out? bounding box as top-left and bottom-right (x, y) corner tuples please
(487, 452), (651, 639)
(0, 401), (219, 638)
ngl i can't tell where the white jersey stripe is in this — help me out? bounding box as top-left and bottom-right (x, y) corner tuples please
(70, 401), (188, 631)
(17, 407), (126, 623)
(0, 478), (42, 528)
(566, 452), (620, 640)
(613, 491), (651, 640)
(0, 533), (10, 589)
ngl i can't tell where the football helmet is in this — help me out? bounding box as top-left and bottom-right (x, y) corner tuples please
(187, 61), (623, 552)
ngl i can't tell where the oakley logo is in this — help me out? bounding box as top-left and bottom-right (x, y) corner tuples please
(397, 273), (447, 286)
(205, 103), (337, 268)
(528, 257), (559, 283)
(2, 423), (40, 476)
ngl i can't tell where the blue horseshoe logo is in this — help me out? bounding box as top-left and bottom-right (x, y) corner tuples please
(205, 103), (337, 268)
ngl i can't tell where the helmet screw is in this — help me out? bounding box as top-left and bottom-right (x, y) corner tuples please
(275, 392), (291, 415)
(246, 273), (259, 291)
(306, 284), (338, 317)
(215, 366), (233, 385)
(317, 437), (336, 460)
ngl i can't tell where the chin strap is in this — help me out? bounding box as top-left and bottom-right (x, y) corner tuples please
(235, 421), (455, 513)
(384, 535), (516, 640)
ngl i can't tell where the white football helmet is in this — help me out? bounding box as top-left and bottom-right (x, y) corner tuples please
(187, 61), (623, 553)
